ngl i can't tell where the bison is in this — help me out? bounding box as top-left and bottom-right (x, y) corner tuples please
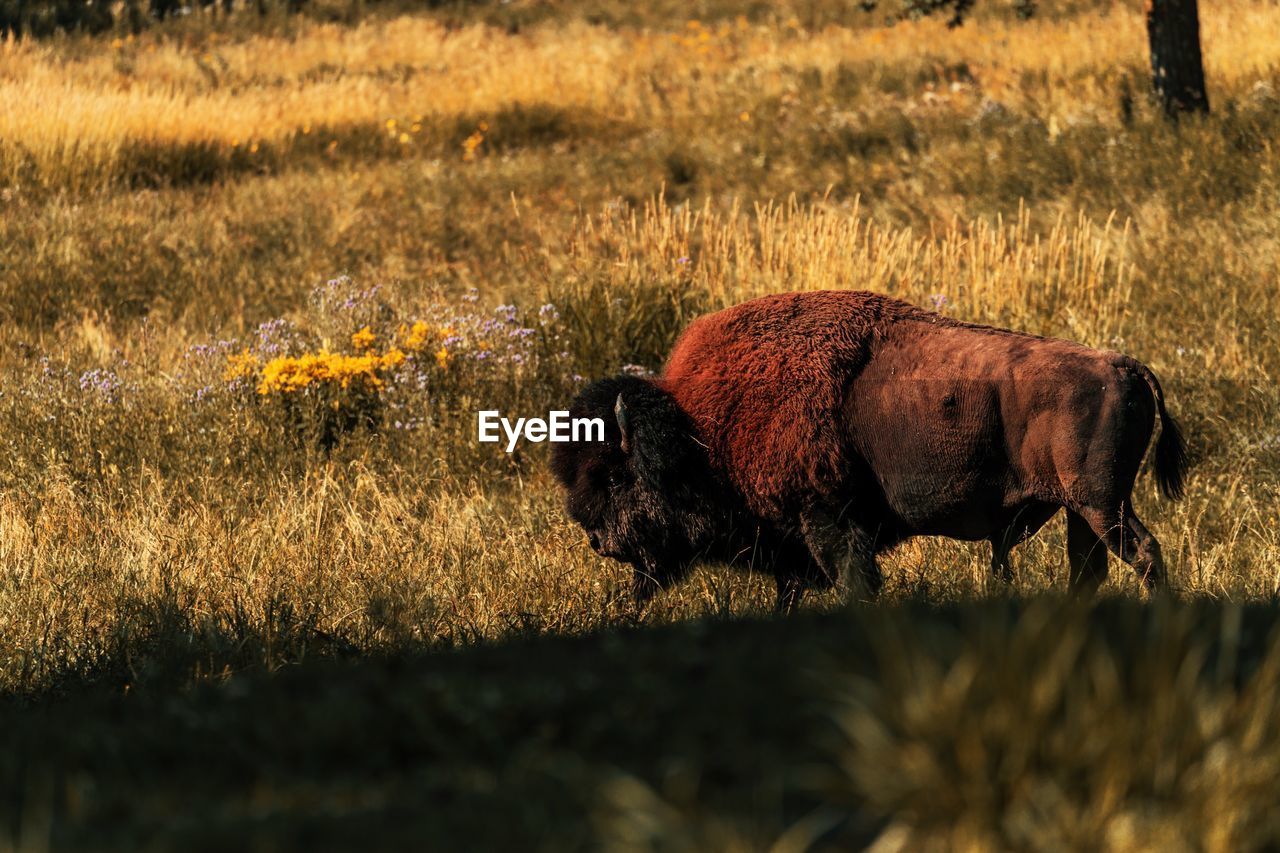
(551, 290), (1187, 611)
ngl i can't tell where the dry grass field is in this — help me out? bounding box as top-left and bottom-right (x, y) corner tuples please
(2, 0), (1280, 847)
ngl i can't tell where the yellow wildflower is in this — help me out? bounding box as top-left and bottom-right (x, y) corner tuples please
(224, 349), (260, 382)
(381, 348), (406, 369)
(332, 353), (386, 390)
(257, 351), (388, 395)
(462, 129), (486, 162)
(435, 346), (449, 368)
(399, 132), (411, 145)
(351, 326), (376, 350)
(401, 320), (432, 351)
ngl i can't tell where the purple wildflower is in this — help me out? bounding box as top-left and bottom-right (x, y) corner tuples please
(79, 368), (124, 403)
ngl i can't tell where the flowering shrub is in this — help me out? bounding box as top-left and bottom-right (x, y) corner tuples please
(171, 278), (579, 449)
(1, 276), (639, 489)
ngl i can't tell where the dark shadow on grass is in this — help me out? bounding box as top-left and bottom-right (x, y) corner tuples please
(2, 596), (1279, 849)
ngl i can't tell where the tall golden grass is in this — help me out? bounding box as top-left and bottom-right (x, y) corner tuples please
(570, 196), (1133, 337)
(3, 195), (1278, 694)
(2, 0), (1279, 190)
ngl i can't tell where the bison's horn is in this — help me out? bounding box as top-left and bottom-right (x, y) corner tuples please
(614, 393), (631, 454)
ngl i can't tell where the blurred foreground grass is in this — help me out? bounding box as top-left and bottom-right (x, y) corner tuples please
(5, 598), (1280, 850)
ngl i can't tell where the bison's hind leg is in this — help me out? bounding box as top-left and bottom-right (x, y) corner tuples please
(800, 505), (881, 603)
(988, 522), (1016, 587)
(1066, 510), (1109, 596)
(989, 541), (1015, 587)
(990, 504), (1060, 589)
(1120, 508), (1168, 590)
(1072, 503), (1167, 593)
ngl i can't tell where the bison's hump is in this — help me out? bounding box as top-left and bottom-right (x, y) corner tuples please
(659, 291), (919, 518)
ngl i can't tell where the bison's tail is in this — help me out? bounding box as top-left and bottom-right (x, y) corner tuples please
(1132, 361), (1188, 501)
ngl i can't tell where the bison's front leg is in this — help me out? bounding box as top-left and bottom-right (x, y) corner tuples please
(768, 534), (826, 613)
(775, 574), (806, 613)
(630, 560), (662, 607)
(800, 506), (881, 602)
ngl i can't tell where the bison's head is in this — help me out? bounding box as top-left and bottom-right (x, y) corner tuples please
(550, 376), (726, 604)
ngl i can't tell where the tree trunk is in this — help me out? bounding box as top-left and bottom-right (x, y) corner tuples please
(1146, 0), (1209, 116)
